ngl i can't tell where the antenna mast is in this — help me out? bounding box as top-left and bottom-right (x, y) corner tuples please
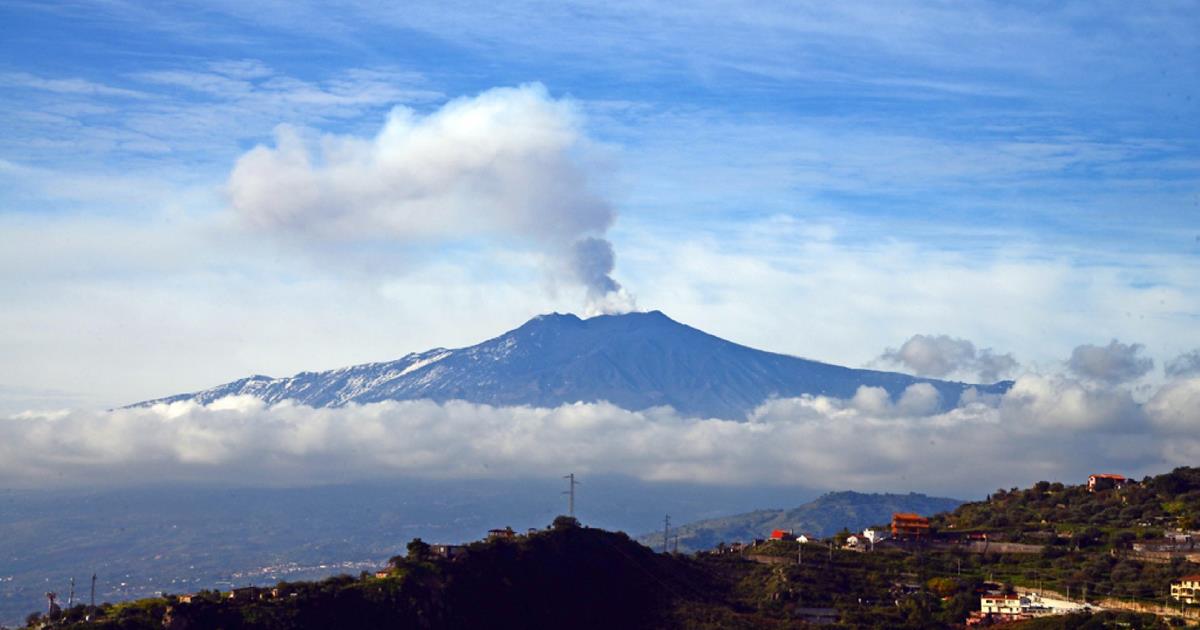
(563, 473), (579, 517)
(663, 514), (671, 554)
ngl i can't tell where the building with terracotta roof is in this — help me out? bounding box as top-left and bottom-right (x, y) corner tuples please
(891, 513), (930, 539)
(1171, 575), (1200, 604)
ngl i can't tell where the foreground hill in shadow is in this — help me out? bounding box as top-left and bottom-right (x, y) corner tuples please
(35, 519), (762, 630)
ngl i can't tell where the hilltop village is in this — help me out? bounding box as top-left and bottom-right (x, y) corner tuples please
(18, 468), (1200, 629)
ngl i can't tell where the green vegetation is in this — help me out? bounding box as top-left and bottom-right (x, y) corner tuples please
(927, 467), (1200, 605)
(20, 468), (1200, 629)
(937, 468), (1200, 537)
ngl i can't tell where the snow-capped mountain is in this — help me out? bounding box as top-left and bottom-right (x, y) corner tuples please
(130, 311), (1011, 419)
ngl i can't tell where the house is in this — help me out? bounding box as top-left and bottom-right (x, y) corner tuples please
(431, 544), (468, 560)
(1171, 575), (1200, 605)
(487, 527), (517, 541)
(980, 594), (1023, 615)
(769, 529), (793, 540)
(1088, 473), (1129, 492)
(891, 513), (931, 540)
(795, 534), (814, 544)
(844, 534), (862, 548)
(863, 528), (887, 544)
(228, 587), (266, 602)
(375, 570), (392, 579)
(176, 594), (194, 604)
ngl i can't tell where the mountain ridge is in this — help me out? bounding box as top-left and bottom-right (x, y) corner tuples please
(639, 490), (966, 552)
(130, 310), (1012, 419)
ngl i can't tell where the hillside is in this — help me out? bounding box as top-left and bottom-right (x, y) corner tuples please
(27, 520), (771, 630)
(22, 470), (1200, 629)
(24, 516), (1178, 630)
(129, 311), (1011, 420)
(641, 491), (964, 552)
(935, 467), (1200, 536)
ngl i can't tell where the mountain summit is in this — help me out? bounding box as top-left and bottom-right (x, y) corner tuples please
(131, 311), (1010, 419)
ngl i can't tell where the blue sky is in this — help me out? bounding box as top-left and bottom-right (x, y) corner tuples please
(1, 1), (1198, 411)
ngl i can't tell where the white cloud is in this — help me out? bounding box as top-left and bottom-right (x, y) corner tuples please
(1067, 339), (1154, 385)
(0, 374), (1187, 495)
(1144, 377), (1200, 434)
(878, 334), (1018, 383)
(1165, 349), (1200, 378)
(0, 72), (149, 99)
(227, 83), (632, 312)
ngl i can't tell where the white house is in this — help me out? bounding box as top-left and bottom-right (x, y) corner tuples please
(863, 528), (887, 544)
(980, 594), (1023, 616)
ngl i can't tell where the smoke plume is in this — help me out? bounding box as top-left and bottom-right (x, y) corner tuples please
(227, 83), (632, 312)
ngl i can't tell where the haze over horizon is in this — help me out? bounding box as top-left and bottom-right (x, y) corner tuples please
(1, 2), (1198, 497)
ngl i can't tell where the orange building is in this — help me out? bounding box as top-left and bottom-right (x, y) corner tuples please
(891, 513), (930, 539)
(769, 529), (793, 540)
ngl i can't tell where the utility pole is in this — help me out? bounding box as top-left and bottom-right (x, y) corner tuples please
(956, 559), (962, 576)
(68, 577), (75, 607)
(563, 473), (579, 518)
(663, 515), (671, 554)
(798, 540), (803, 566)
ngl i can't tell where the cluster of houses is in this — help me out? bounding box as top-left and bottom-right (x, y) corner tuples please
(174, 585), (291, 604)
(967, 591), (1093, 625)
(711, 513), (940, 556)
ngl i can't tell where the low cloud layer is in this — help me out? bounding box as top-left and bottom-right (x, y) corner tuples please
(1165, 349), (1200, 378)
(3, 374), (1195, 496)
(1067, 339), (1154, 384)
(877, 334), (1018, 383)
(227, 83), (633, 313)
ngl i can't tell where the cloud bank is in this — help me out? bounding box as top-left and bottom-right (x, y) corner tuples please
(227, 83), (633, 313)
(877, 334), (1018, 382)
(3, 375), (1195, 495)
(1067, 339), (1154, 384)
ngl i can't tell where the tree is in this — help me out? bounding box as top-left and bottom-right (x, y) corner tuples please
(406, 538), (431, 561)
(552, 515), (580, 530)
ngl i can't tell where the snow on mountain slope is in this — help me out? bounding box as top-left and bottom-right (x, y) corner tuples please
(130, 311), (1011, 419)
